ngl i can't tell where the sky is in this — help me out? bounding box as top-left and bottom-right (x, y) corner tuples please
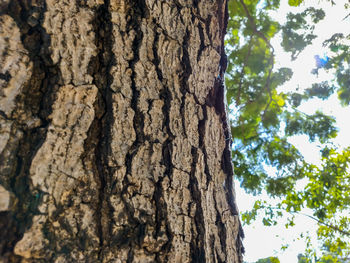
(234, 1), (350, 262)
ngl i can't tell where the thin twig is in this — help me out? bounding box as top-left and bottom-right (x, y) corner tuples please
(270, 206), (350, 237)
(290, 210), (350, 237)
(343, 12), (350, 21)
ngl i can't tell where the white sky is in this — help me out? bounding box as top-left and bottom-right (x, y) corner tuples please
(235, 1), (350, 262)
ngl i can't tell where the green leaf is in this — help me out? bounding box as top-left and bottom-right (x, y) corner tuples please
(288, 0), (304, 6)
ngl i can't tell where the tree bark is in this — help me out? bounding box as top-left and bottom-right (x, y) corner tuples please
(0, 0), (244, 262)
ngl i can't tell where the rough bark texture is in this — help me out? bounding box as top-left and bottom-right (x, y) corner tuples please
(0, 0), (244, 262)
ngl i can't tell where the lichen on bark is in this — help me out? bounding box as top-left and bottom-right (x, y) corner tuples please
(0, 0), (244, 262)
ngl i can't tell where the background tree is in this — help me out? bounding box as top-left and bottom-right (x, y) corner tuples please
(0, 0), (244, 262)
(225, 0), (350, 261)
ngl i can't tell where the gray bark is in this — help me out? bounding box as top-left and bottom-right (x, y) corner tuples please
(0, 0), (244, 262)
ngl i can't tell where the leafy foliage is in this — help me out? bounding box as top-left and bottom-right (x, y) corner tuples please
(304, 82), (335, 100)
(318, 33), (350, 105)
(254, 257), (281, 263)
(281, 7), (325, 60)
(288, 0), (304, 7)
(225, 0), (350, 261)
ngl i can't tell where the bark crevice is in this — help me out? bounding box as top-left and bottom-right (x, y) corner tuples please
(189, 146), (206, 262)
(87, 1), (116, 259)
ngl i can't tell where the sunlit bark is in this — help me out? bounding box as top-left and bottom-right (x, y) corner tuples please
(0, 0), (243, 262)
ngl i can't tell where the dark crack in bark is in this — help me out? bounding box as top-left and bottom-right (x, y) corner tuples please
(88, 1), (116, 259)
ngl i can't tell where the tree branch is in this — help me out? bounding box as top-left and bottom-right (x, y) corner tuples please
(236, 37), (254, 106)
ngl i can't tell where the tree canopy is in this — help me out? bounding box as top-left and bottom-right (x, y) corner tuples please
(225, 0), (350, 261)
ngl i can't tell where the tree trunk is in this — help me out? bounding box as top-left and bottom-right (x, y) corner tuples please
(0, 0), (244, 262)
